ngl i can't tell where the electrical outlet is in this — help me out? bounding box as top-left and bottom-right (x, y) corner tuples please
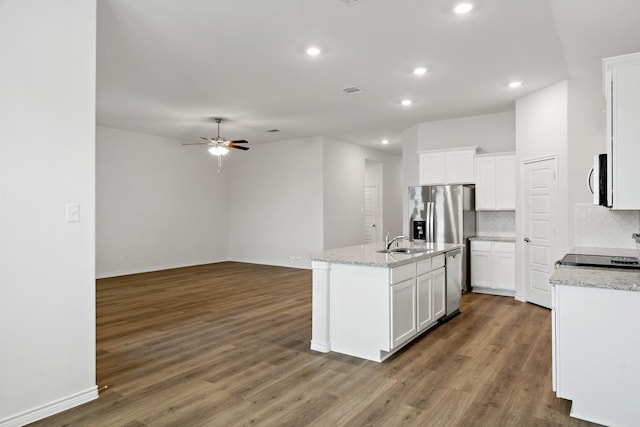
(66, 202), (80, 222)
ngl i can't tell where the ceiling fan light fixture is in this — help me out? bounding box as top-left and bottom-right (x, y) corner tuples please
(208, 146), (229, 156)
(454, 2), (473, 14)
(306, 46), (321, 56)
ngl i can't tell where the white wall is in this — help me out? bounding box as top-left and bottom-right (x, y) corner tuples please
(515, 80), (569, 300)
(228, 137), (324, 268)
(416, 111), (516, 154)
(0, 1), (98, 425)
(96, 126), (229, 277)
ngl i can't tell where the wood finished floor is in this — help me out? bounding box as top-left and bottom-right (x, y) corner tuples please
(30, 262), (600, 427)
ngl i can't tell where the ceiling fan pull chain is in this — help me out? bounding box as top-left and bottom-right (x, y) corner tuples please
(217, 155), (222, 173)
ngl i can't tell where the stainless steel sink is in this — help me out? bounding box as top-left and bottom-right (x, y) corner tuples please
(377, 247), (427, 254)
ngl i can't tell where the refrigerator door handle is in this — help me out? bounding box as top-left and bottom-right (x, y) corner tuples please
(428, 202), (434, 243)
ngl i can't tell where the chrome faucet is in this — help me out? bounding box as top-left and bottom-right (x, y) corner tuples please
(385, 232), (407, 250)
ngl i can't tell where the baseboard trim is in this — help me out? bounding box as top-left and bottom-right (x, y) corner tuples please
(228, 257), (311, 270)
(0, 386), (98, 427)
(96, 258), (227, 279)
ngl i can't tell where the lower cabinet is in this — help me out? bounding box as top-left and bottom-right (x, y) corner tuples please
(391, 279), (417, 348)
(391, 256), (445, 348)
(328, 252), (450, 362)
(416, 273), (433, 331)
(471, 240), (515, 296)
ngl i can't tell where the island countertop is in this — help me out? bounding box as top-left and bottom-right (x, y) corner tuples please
(304, 242), (463, 268)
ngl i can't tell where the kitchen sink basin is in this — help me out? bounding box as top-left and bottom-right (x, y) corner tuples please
(377, 248), (427, 254)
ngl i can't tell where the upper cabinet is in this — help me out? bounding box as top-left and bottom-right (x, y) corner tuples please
(604, 52), (640, 209)
(418, 147), (477, 185)
(474, 153), (515, 210)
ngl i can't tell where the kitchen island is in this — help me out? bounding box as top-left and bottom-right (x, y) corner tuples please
(550, 251), (640, 427)
(306, 242), (463, 362)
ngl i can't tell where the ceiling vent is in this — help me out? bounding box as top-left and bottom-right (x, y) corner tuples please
(342, 86), (363, 94)
(341, 0), (369, 5)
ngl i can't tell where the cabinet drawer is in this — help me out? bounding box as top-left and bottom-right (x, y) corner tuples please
(471, 240), (492, 251)
(416, 258), (432, 276)
(493, 242), (515, 253)
(432, 254), (445, 270)
(390, 263), (416, 284)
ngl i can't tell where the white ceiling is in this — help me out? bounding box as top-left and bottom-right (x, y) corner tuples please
(97, 0), (640, 153)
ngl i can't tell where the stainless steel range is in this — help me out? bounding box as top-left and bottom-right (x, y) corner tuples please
(557, 253), (640, 269)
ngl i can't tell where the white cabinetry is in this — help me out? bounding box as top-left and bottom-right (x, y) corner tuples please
(418, 147), (477, 185)
(552, 284), (640, 425)
(323, 251), (453, 362)
(604, 52), (640, 209)
(474, 153), (515, 210)
(471, 240), (515, 296)
(391, 279), (417, 347)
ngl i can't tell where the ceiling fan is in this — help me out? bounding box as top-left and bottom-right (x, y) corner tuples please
(184, 118), (249, 172)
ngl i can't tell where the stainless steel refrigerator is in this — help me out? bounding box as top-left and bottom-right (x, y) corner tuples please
(408, 185), (476, 293)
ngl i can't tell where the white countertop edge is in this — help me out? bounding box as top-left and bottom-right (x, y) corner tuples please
(294, 242), (464, 268)
(550, 266), (640, 292)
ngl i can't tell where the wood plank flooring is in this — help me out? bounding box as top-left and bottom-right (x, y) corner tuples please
(30, 262), (600, 426)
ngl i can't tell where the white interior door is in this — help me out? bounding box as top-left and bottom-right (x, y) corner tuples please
(522, 157), (557, 309)
(364, 185), (379, 243)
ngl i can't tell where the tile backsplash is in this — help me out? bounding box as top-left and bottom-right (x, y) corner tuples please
(574, 204), (640, 249)
(476, 211), (515, 237)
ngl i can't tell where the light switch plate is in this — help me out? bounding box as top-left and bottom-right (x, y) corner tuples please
(66, 202), (80, 222)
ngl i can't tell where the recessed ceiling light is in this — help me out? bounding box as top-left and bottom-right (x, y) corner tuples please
(401, 99), (413, 106)
(381, 139), (389, 145)
(413, 67), (428, 76)
(454, 2), (473, 14)
(306, 46), (321, 56)
(508, 81), (523, 88)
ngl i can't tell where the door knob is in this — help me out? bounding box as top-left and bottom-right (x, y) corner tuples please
(524, 237), (531, 243)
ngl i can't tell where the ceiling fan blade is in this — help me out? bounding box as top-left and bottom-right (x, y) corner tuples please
(227, 144), (250, 151)
(228, 139), (248, 144)
(182, 142), (209, 145)
(200, 136), (215, 142)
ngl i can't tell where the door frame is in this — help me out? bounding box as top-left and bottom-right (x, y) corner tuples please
(519, 154), (559, 307)
(364, 184), (382, 243)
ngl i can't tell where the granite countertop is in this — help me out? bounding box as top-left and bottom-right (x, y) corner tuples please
(551, 247), (640, 292)
(299, 242), (464, 268)
(550, 266), (640, 292)
(469, 236), (516, 242)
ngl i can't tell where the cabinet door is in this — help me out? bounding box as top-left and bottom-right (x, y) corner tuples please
(419, 153), (446, 185)
(610, 62), (640, 209)
(390, 279), (417, 348)
(471, 250), (492, 288)
(496, 155), (516, 210)
(493, 244), (516, 291)
(475, 157), (496, 210)
(432, 267), (446, 320)
(446, 150), (475, 184)
(417, 273), (434, 331)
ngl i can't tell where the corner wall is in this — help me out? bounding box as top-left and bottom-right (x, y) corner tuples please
(228, 137), (324, 268)
(515, 80), (570, 300)
(323, 138), (403, 250)
(0, 1), (98, 424)
(96, 126), (229, 278)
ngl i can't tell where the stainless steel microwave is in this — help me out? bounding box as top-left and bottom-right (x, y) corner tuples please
(589, 154), (609, 207)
